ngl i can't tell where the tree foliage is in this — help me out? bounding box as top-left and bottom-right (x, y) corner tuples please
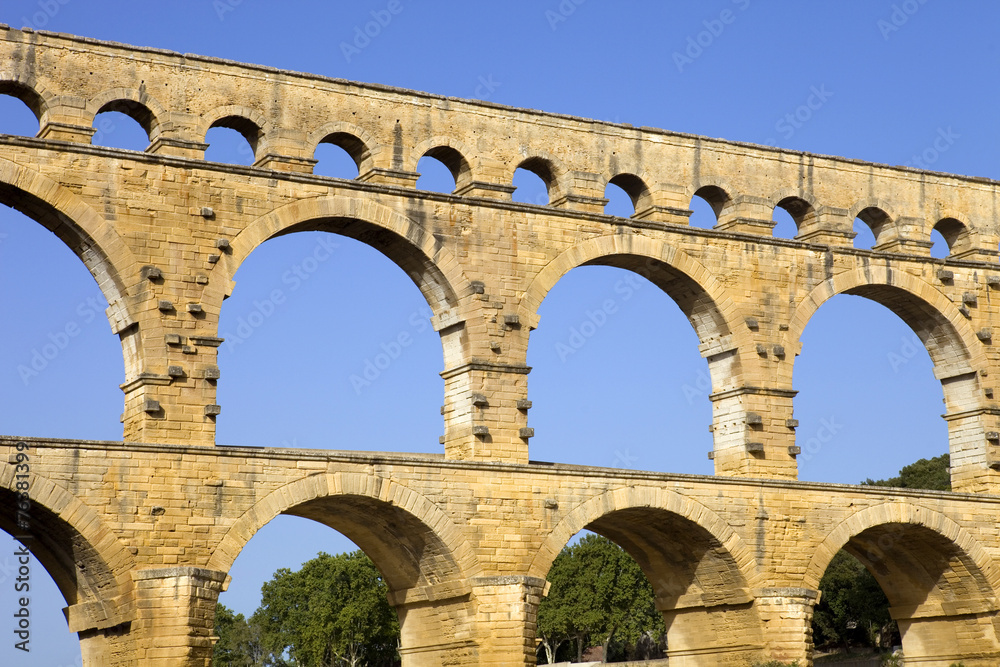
(537, 533), (664, 663)
(214, 550), (400, 667)
(862, 453), (950, 491)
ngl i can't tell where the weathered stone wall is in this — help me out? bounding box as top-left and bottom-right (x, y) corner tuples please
(2, 27), (1000, 666)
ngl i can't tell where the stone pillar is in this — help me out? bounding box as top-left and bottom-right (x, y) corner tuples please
(710, 386), (799, 479)
(714, 195), (775, 235)
(130, 567), (227, 666)
(660, 599), (765, 666)
(387, 587), (478, 666)
(874, 216), (935, 255)
(470, 575), (547, 666)
(796, 206), (856, 247)
(754, 587), (819, 664)
(892, 606), (1000, 666)
(65, 594), (134, 667)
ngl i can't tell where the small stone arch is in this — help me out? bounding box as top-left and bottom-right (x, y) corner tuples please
(605, 172), (654, 214)
(509, 151), (568, 204)
(932, 216), (973, 256)
(308, 120), (378, 175)
(88, 87), (168, 144)
(199, 104), (271, 157)
(0, 76), (48, 122)
(686, 181), (736, 219)
(849, 199), (899, 246)
(769, 189), (820, 233)
(412, 135), (477, 191)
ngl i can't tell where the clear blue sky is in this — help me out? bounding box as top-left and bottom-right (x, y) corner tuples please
(1, 1), (996, 664)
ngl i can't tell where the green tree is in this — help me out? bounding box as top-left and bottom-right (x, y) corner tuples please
(863, 454), (950, 491)
(213, 603), (267, 667)
(537, 533), (664, 663)
(252, 550), (399, 667)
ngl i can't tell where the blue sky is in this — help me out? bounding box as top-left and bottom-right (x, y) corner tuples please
(0, 1), (995, 663)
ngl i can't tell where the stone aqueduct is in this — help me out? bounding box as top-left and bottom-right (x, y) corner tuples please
(4, 25), (1000, 666)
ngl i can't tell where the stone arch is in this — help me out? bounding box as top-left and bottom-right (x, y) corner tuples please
(849, 199), (899, 247)
(769, 188), (820, 233)
(932, 216), (973, 256)
(0, 156), (142, 382)
(0, 454), (135, 621)
(308, 120), (378, 175)
(412, 135), (477, 191)
(788, 265), (985, 386)
(509, 151), (568, 204)
(208, 471), (480, 585)
(519, 234), (746, 360)
(0, 76), (48, 122)
(222, 195), (466, 319)
(803, 501), (1000, 662)
(199, 104), (271, 157)
(208, 471), (482, 662)
(604, 172), (654, 214)
(804, 501), (1000, 593)
(87, 87), (168, 144)
(530, 485), (763, 661)
(686, 180), (736, 219)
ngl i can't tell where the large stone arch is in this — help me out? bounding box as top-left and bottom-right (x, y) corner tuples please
(0, 452), (135, 629)
(208, 471), (482, 664)
(804, 501), (1000, 664)
(0, 156), (142, 381)
(788, 265), (986, 404)
(221, 195), (468, 322)
(519, 233), (749, 368)
(530, 485), (764, 664)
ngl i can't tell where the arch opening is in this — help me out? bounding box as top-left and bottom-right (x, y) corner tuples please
(217, 229), (447, 452)
(689, 185), (729, 229)
(0, 202), (124, 440)
(416, 151), (457, 193)
(205, 116), (261, 165)
(604, 173), (650, 217)
(313, 132), (368, 179)
(853, 207), (891, 250)
(809, 518), (1000, 662)
(92, 99), (156, 151)
(773, 196), (816, 239)
(932, 217), (970, 258)
(0, 476), (130, 666)
(793, 289), (967, 484)
(533, 499), (761, 664)
(527, 256), (730, 472)
(0, 84), (41, 136)
(212, 481), (478, 665)
(513, 157), (555, 205)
